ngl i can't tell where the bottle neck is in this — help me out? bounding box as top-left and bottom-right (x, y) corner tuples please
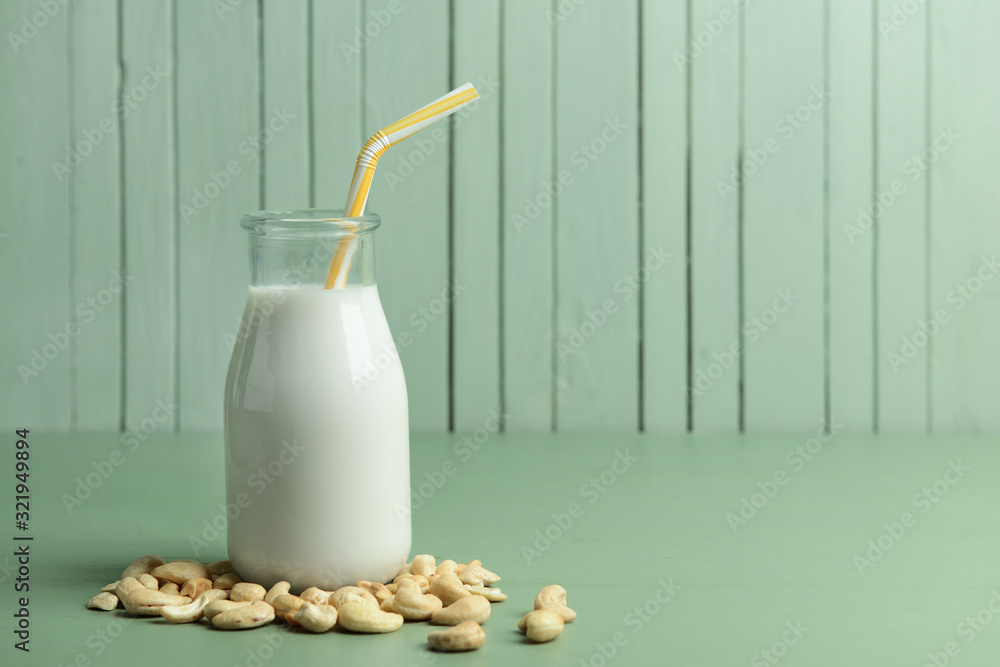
(247, 232), (376, 288)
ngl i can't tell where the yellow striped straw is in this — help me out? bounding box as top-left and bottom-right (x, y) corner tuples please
(324, 82), (480, 289)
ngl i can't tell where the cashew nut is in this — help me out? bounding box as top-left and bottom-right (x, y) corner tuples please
(434, 560), (458, 577)
(299, 586), (332, 605)
(330, 586), (378, 609)
(115, 577), (144, 600)
(337, 601), (403, 633)
(160, 589), (228, 623)
(384, 583), (399, 594)
(270, 594), (305, 617)
(151, 560), (209, 585)
(294, 601), (338, 633)
(264, 581), (291, 605)
(206, 560), (234, 579)
(204, 599), (250, 621)
(534, 584), (576, 622)
(101, 581), (119, 593)
(431, 594), (490, 625)
(87, 592), (119, 611)
(123, 589), (192, 616)
(410, 554), (436, 578)
(180, 577), (213, 599)
(355, 580), (391, 603)
(213, 572), (242, 590)
(518, 609), (564, 642)
(380, 586), (442, 621)
(465, 585), (508, 602)
(230, 582), (267, 603)
(428, 573), (472, 607)
(138, 574), (159, 590)
(211, 601), (275, 630)
(122, 554), (164, 579)
(427, 620), (486, 651)
(159, 582), (180, 595)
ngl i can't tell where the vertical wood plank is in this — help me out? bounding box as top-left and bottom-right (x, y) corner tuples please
(363, 0), (450, 431)
(310, 0), (362, 206)
(122, 0), (176, 430)
(742, 0), (826, 431)
(176, 0), (260, 429)
(70, 0), (121, 429)
(689, 0), (741, 432)
(640, 0), (688, 433)
(501, 0), (554, 431)
(0, 0), (72, 429)
(452, 0), (501, 430)
(828, 0), (875, 431)
(929, 1), (1000, 432)
(875, 0), (928, 432)
(262, 0), (309, 208)
(554, 0), (640, 430)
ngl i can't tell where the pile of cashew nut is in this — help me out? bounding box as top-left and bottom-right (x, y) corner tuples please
(87, 554), (575, 652)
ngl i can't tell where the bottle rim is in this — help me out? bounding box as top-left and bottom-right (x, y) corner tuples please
(240, 209), (381, 236)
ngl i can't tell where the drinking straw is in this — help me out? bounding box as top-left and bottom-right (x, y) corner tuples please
(324, 82), (480, 289)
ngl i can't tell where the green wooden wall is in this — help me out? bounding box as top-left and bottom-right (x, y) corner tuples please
(2, 0), (998, 434)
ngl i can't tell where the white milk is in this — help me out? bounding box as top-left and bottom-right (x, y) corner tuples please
(224, 284), (410, 591)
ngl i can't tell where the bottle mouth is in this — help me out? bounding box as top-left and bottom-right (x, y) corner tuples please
(241, 209), (380, 237)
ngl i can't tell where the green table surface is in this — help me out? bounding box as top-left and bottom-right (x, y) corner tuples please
(2, 432), (999, 666)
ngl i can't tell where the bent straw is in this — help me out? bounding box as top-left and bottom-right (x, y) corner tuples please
(324, 82), (480, 289)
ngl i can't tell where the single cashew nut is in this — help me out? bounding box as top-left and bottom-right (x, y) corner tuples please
(213, 572), (242, 590)
(204, 599), (250, 622)
(151, 560), (209, 585)
(411, 554), (436, 578)
(465, 585), (508, 602)
(271, 594), (305, 617)
(458, 565), (487, 586)
(180, 577), (213, 599)
(264, 581), (291, 605)
(381, 586), (443, 621)
(123, 589), (192, 616)
(330, 586), (378, 609)
(115, 577), (144, 600)
(337, 601), (403, 633)
(518, 609), (564, 642)
(206, 560), (234, 579)
(431, 594), (490, 625)
(534, 584), (576, 622)
(101, 581), (120, 593)
(87, 592), (119, 611)
(160, 589), (228, 623)
(355, 580), (392, 603)
(385, 583), (399, 594)
(294, 601), (338, 633)
(230, 582), (267, 603)
(429, 573), (472, 607)
(434, 560), (458, 577)
(122, 554), (164, 579)
(159, 582), (180, 595)
(428, 620), (486, 651)
(211, 601), (275, 630)
(299, 586), (332, 605)
(138, 574), (159, 590)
